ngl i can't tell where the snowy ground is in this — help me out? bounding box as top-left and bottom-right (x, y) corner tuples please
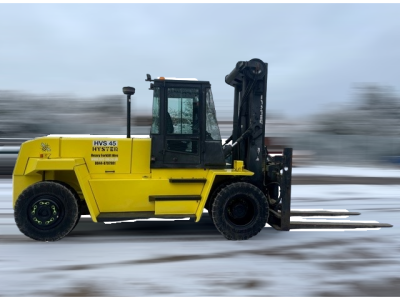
(0, 166), (399, 296)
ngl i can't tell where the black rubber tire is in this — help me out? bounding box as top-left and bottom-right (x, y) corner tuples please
(14, 181), (79, 241)
(206, 180), (232, 221)
(211, 182), (269, 240)
(49, 180), (82, 232)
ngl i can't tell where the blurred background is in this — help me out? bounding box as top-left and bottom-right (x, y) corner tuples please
(1, 3), (400, 297)
(1, 3), (400, 172)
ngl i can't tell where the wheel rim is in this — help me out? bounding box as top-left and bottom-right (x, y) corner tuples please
(225, 196), (256, 226)
(28, 196), (64, 229)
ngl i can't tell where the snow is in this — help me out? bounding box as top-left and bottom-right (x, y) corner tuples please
(1, 166), (399, 296)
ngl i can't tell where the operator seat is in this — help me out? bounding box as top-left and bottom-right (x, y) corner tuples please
(166, 111), (191, 153)
(166, 112), (174, 134)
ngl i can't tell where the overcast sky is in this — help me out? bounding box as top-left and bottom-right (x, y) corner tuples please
(1, 3), (399, 118)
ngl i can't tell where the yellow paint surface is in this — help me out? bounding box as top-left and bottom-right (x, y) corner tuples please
(13, 136), (255, 223)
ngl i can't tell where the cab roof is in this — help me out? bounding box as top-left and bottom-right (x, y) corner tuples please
(153, 77), (211, 85)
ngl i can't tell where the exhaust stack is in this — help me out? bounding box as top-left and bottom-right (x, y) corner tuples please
(122, 86), (135, 138)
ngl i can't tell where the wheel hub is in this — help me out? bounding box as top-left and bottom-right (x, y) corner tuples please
(29, 199), (60, 228)
(226, 197), (255, 226)
(231, 202), (248, 219)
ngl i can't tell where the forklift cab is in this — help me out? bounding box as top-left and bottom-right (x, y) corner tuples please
(148, 77), (226, 169)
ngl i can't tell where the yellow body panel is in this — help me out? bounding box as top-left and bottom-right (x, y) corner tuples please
(13, 137), (60, 175)
(13, 136), (254, 223)
(25, 158), (85, 175)
(61, 138), (132, 174)
(74, 164), (100, 222)
(155, 201), (199, 216)
(131, 139), (151, 174)
(89, 176), (205, 212)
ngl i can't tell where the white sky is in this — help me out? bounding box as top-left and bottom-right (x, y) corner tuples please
(1, 1), (400, 118)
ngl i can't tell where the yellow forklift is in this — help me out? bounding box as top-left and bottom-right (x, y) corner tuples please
(12, 59), (392, 241)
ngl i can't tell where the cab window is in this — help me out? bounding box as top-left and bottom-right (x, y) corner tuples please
(167, 88), (199, 135)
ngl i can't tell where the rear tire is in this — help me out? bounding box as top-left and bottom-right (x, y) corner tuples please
(50, 180), (82, 232)
(14, 181), (79, 241)
(211, 182), (269, 240)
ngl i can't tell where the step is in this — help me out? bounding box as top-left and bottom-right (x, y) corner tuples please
(97, 211), (196, 222)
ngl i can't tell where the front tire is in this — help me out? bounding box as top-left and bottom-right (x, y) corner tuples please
(211, 182), (269, 240)
(206, 181), (228, 220)
(14, 181), (79, 241)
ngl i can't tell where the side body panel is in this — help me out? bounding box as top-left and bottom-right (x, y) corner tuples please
(89, 169), (208, 214)
(13, 136), (253, 224)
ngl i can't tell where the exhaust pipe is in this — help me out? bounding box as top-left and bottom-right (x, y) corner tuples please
(122, 86), (135, 138)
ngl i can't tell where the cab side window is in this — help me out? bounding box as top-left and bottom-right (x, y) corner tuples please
(150, 87), (160, 134)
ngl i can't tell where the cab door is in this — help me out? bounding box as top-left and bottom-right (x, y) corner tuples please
(163, 86), (202, 166)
